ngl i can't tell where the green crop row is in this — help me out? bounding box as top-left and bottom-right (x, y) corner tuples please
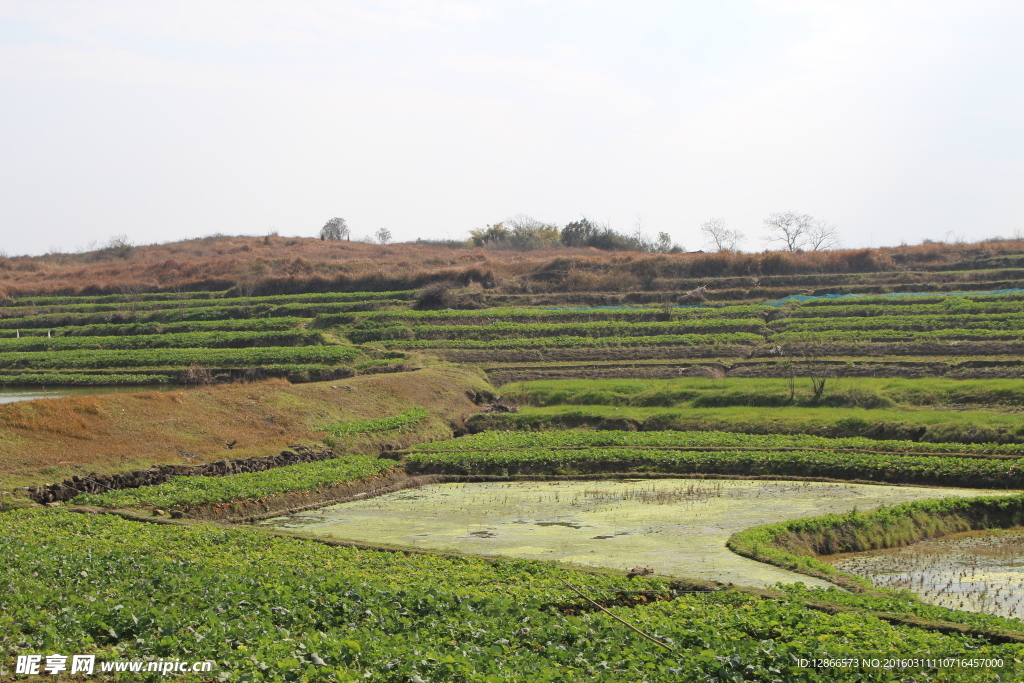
(773, 328), (1024, 344)
(321, 408), (430, 437)
(1, 509), (1019, 682)
(404, 445), (1024, 487)
(412, 429), (1024, 456)
(786, 301), (1024, 319)
(0, 373), (174, 385)
(407, 318), (767, 341)
(381, 332), (764, 349)
(0, 290), (225, 307)
(0, 330), (323, 354)
(327, 304), (772, 326)
(0, 301), (406, 330)
(500, 377), (1024, 412)
(472, 403), (1024, 445)
(793, 293), (1024, 308)
(0, 317), (307, 338)
(1, 290), (416, 316)
(774, 313), (1024, 332)
(0, 345), (361, 370)
(71, 456), (396, 508)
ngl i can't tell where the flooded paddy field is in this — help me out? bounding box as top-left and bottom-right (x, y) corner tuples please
(0, 385), (179, 404)
(260, 479), (1008, 587)
(829, 529), (1024, 618)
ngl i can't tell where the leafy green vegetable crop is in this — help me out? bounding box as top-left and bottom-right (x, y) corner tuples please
(413, 429), (1024, 457)
(71, 456), (395, 508)
(0, 345), (360, 370)
(404, 430), (1024, 487)
(321, 408), (430, 437)
(1, 509), (1020, 681)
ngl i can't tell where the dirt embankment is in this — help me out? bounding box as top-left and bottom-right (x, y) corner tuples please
(24, 445), (338, 504)
(0, 366), (493, 490)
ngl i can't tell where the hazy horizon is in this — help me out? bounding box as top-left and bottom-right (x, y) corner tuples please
(2, 1), (1022, 256)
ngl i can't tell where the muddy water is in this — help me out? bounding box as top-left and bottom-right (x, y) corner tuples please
(829, 530), (1024, 618)
(0, 385), (180, 404)
(261, 479), (1009, 588)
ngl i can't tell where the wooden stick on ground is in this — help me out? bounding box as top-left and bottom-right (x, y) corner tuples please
(560, 578), (674, 651)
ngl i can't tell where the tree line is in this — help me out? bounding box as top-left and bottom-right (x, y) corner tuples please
(319, 211), (841, 253)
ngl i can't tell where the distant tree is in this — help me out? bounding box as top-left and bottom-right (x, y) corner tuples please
(469, 223), (510, 247)
(505, 215), (561, 249)
(471, 215), (559, 250)
(375, 227), (392, 245)
(561, 216), (679, 252)
(319, 217), (349, 241)
(805, 219), (841, 251)
(655, 232), (682, 254)
(561, 217), (600, 247)
(104, 234), (133, 259)
(763, 211), (813, 251)
(700, 218), (745, 251)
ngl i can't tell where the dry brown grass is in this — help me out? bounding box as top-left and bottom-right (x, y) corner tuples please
(2, 234), (1022, 298)
(0, 367), (491, 490)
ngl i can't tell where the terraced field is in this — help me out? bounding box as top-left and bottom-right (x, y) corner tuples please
(323, 291), (1024, 384)
(4, 283), (1023, 388)
(6, 241), (1024, 681)
(0, 290), (418, 385)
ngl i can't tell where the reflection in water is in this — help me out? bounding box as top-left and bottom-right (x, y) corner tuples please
(260, 479), (1008, 588)
(0, 385), (181, 404)
(830, 530), (1024, 618)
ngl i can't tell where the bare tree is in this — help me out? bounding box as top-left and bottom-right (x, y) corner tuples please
(320, 217), (349, 241)
(117, 283), (144, 318)
(375, 227), (392, 245)
(236, 279), (257, 313)
(171, 285), (190, 320)
(806, 218), (841, 251)
(700, 217), (745, 251)
(763, 211), (813, 251)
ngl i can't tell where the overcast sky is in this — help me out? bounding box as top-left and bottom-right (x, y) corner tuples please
(1, 0), (1022, 256)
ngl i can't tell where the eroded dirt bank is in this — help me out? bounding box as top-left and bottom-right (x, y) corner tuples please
(0, 366), (493, 490)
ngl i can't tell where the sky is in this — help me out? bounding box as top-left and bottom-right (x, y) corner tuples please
(0, 0), (1022, 256)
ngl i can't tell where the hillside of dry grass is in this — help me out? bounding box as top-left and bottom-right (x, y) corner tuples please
(0, 366), (491, 489)
(3, 234), (1024, 299)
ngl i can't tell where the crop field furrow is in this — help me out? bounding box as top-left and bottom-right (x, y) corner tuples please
(4, 509), (1021, 681)
(0, 330), (324, 353)
(401, 445), (1024, 460)
(404, 446), (1024, 487)
(381, 332), (764, 349)
(0, 345), (360, 369)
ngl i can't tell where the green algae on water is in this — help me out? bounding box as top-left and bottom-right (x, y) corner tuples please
(261, 479), (1008, 588)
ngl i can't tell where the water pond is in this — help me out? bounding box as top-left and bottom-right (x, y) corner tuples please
(829, 529), (1024, 618)
(261, 479), (1008, 587)
(0, 385), (180, 404)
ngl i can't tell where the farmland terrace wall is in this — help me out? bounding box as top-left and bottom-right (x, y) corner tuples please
(21, 445), (335, 504)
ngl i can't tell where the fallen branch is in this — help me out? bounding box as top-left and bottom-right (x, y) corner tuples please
(560, 578), (673, 651)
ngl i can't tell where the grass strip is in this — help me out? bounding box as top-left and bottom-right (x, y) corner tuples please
(727, 494), (1024, 591)
(413, 429), (1024, 457)
(321, 408), (430, 437)
(404, 446), (1024, 488)
(0, 345), (360, 370)
(384, 332), (763, 349)
(70, 456), (395, 508)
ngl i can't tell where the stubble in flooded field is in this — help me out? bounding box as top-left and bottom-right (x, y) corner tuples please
(262, 479), (1007, 587)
